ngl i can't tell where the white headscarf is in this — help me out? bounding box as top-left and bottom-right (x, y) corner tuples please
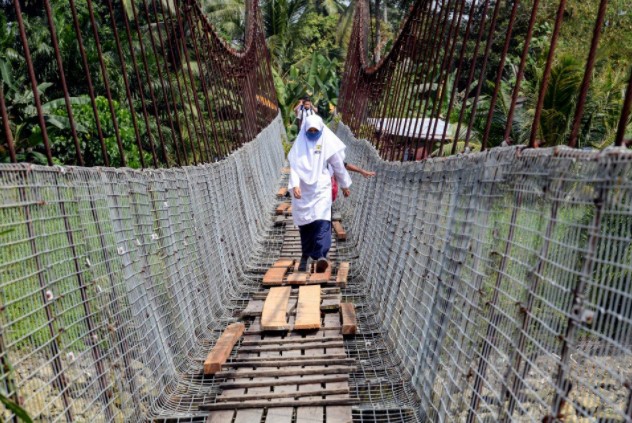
(288, 115), (346, 185)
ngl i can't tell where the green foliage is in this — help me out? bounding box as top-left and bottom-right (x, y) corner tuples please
(275, 52), (341, 139)
(202, 0), (246, 46)
(0, 391), (33, 423)
(288, 11), (343, 72)
(47, 96), (151, 168)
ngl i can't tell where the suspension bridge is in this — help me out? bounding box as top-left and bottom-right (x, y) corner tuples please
(1, 0), (632, 422)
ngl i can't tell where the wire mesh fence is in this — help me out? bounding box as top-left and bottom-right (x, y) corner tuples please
(335, 121), (632, 422)
(0, 116), (285, 422)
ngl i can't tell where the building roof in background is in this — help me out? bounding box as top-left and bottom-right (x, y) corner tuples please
(367, 118), (454, 140)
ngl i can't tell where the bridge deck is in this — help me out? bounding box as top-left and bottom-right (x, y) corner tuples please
(202, 198), (356, 422)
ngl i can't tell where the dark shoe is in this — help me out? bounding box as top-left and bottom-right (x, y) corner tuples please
(315, 257), (329, 273)
(298, 255), (308, 272)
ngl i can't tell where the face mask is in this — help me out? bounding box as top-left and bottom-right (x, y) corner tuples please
(306, 130), (321, 141)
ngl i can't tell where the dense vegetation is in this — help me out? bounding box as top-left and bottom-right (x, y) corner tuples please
(0, 0), (630, 166)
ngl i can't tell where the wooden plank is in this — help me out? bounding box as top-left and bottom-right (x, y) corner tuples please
(276, 202), (291, 215)
(234, 409), (263, 423)
(217, 387), (348, 402)
(233, 342), (343, 353)
(286, 272), (308, 284)
(265, 381), (294, 422)
(325, 381), (353, 423)
(200, 398), (358, 411)
(321, 294), (341, 311)
(284, 205), (292, 216)
(294, 285), (321, 330)
(296, 385), (323, 423)
(332, 221), (346, 241)
(262, 270), (286, 285)
(223, 358), (355, 368)
(261, 287), (291, 331)
(250, 287), (340, 300)
(276, 187), (288, 198)
(336, 262), (350, 288)
(340, 303), (357, 336)
(274, 215), (287, 227)
(219, 375), (349, 390)
(229, 353), (348, 362)
(262, 260), (294, 285)
(241, 335), (341, 346)
(204, 323), (245, 375)
(270, 259), (295, 268)
(215, 366), (355, 379)
(332, 212), (342, 221)
(244, 326), (342, 336)
(265, 408), (293, 423)
(308, 265), (332, 284)
(207, 411), (234, 423)
(240, 300), (264, 317)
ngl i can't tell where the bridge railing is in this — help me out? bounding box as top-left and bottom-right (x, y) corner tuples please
(1, 0), (277, 168)
(336, 120), (632, 422)
(0, 117), (285, 422)
(338, 0), (632, 161)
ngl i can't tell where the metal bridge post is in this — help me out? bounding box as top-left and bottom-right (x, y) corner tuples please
(548, 167), (607, 419)
(467, 190), (523, 422)
(53, 171), (116, 421)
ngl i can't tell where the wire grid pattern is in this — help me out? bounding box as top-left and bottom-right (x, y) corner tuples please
(0, 116), (285, 422)
(335, 121), (632, 422)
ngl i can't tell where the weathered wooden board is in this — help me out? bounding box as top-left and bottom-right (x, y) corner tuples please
(262, 259), (294, 285)
(240, 300), (264, 317)
(275, 202), (291, 215)
(218, 374), (349, 390)
(215, 366), (355, 379)
(207, 410), (234, 423)
(230, 341), (344, 353)
(336, 262), (350, 287)
(260, 287), (291, 331)
(308, 264), (332, 284)
(204, 323), (245, 375)
(294, 285), (321, 330)
(240, 335), (341, 346)
(332, 221), (346, 241)
(286, 272), (308, 284)
(276, 187), (288, 198)
(200, 397), (358, 411)
(325, 381), (353, 423)
(321, 294), (342, 311)
(340, 303), (357, 335)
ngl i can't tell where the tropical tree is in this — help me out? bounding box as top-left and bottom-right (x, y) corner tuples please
(202, 0), (246, 45)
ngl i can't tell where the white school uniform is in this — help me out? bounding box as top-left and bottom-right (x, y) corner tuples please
(288, 115), (352, 227)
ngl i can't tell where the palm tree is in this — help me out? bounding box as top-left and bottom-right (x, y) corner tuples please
(201, 0), (246, 45)
(261, 0), (310, 72)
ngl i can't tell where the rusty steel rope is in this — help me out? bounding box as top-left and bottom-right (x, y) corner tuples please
(338, 0), (632, 161)
(2, 0), (278, 168)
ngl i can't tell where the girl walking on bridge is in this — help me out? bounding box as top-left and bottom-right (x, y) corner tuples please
(288, 115), (352, 273)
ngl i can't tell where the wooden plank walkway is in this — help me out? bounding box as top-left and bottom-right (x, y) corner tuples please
(203, 194), (356, 422)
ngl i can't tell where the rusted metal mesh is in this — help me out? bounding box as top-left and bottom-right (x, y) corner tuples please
(0, 116), (285, 422)
(2, 0), (277, 168)
(335, 121), (632, 422)
(338, 0), (632, 160)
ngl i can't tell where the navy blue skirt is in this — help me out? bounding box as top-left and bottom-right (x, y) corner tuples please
(298, 220), (332, 260)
